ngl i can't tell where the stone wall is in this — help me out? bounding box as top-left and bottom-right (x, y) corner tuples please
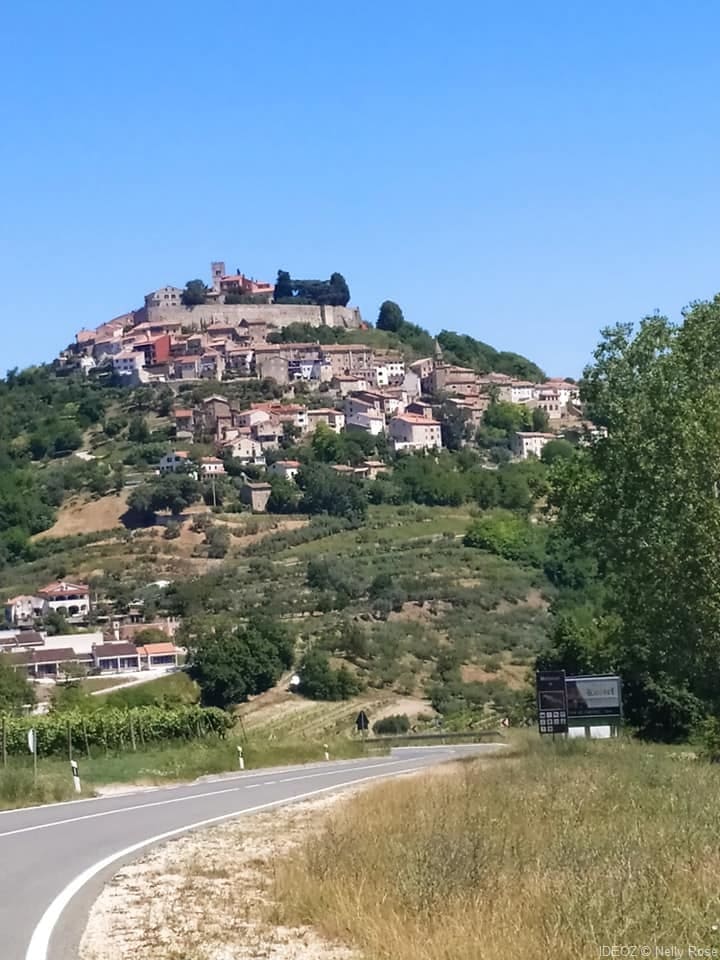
(141, 303), (363, 331)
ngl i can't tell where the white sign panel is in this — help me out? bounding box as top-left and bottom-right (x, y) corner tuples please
(566, 676), (622, 718)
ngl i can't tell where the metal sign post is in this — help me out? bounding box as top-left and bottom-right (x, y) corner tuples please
(536, 670), (569, 736)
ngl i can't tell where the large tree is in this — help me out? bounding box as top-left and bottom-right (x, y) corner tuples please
(273, 270), (293, 302)
(549, 300), (720, 739)
(0, 659), (34, 714)
(181, 279), (208, 306)
(377, 300), (405, 333)
(184, 617), (294, 709)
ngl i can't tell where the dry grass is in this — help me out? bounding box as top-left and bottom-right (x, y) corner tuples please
(274, 738), (720, 960)
(34, 491), (130, 538)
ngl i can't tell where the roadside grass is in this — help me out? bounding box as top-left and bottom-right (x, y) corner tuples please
(0, 733), (370, 808)
(100, 671), (198, 707)
(274, 735), (719, 960)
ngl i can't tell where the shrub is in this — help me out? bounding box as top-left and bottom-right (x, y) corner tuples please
(464, 510), (546, 566)
(298, 649), (362, 701)
(373, 714), (411, 735)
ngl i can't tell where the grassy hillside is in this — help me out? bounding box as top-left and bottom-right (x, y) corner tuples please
(0, 501), (549, 721)
(276, 737), (716, 960)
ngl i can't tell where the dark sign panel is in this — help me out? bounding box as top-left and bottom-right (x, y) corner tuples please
(355, 710), (370, 732)
(536, 670), (568, 735)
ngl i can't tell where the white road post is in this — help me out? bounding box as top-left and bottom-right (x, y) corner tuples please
(237, 745), (245, 771)
(324, 743), (329, 761)
(70, 759), (81, 793)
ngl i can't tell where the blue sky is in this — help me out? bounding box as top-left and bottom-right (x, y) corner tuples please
(2, 0), (720, 377)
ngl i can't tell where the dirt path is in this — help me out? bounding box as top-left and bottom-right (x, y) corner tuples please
(80, 791), (361, 960)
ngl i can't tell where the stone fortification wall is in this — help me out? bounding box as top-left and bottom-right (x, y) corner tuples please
(141, 303), (362, 331)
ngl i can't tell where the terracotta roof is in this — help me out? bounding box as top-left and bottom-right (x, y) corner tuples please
(136, 642), (178, 657)
(39, 581), (89, 598)
(173, 409), (193, 417)
(274, 460), (301, 468)
(201, 457), (223, 464)
(392, 414), (441, 426)
(308, 408), (342, 415)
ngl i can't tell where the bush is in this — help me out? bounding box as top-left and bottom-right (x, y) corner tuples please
(373, 714), (411, 735)
(298, 649), (361, 701)
(464, 510), (546, 565)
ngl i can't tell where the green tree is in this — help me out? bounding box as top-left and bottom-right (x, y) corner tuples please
(541, 438), (575, 465)
(274, 269), (293, 302)
(181, 279), (208, 306)
(128, 474), (201, 520)
(298, 648), (361, 700)
(483, 402), (531, 434)
(311, 422), (345, 463)
(184, 617), (293, 709)
(128, 416), (150, 444)
(377, 300), (405, 333)
(550, 302), (720, 740)
(0, 659), (34, 713)
(328, 272), (351, 307)
(531, 407), (550, 432)
(267, 476), (301, 514)
(299, 463), (368, 521)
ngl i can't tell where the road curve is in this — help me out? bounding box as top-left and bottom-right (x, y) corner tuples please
(0, 745), (500, 960)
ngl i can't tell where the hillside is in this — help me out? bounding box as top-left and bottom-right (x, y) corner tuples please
(0, 303), (568, 730)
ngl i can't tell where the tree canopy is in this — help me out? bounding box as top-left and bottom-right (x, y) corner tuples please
(377, 301), (405, 333)
(184, 616), (294, 709)
(272, 271), (351, 307)
(181, 279), (208, 306)
(548, 300), (720, 740)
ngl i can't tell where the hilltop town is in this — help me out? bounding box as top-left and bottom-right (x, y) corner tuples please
(60, 260), (587, 471)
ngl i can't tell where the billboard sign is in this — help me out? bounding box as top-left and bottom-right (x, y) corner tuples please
(565, 675), (622, 720)
(536, 670), (568, 735)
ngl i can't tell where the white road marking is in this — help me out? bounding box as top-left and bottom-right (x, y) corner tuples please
(25, 763), (427, 960)
(0, 759), (405, 840)
(0, 757), (387, 820)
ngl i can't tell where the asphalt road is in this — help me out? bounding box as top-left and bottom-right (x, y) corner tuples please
(0, 744), (500, 960)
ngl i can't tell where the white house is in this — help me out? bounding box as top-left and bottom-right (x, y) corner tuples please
(4, 595), (48, 626)
(159, 451), (191, 474)
(221, 435), (266, 465)
(200, 457), (226, 477)
(38, 581), (91, 619)
(512, 431), (556, 459)
(111, 351), (145, 377)
(388, 414), (443, 452)
(507, 380), (535, 404)
(346, 412), (386, 436)
(306, 409), (346, 433)
(268, 460), (301, 482)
